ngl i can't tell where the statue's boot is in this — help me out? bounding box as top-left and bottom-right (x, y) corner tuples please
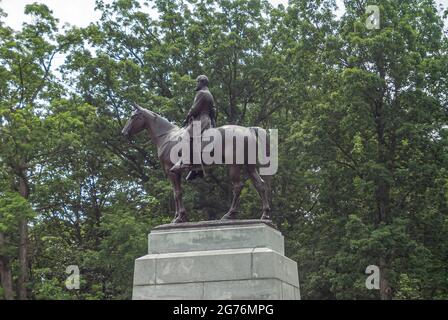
(186, 170), (204, 181)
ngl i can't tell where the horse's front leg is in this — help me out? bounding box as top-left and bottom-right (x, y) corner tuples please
(168, 171), (188, 223)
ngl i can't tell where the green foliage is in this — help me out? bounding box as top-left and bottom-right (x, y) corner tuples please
(0, 0), (447, 300)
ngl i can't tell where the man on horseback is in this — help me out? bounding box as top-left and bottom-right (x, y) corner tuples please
(170, 74), (217, 180)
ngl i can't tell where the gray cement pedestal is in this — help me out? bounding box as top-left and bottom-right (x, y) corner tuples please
(132, 220), (300, 300)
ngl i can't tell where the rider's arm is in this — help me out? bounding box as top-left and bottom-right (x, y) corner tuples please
(187, 91), (206, 119)
(209, 104), (217, 127)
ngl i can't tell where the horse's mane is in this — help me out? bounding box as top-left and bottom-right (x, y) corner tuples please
(141, 108), (178, 132)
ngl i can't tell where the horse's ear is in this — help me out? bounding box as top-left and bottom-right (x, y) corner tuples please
(134, 104), (143, 111)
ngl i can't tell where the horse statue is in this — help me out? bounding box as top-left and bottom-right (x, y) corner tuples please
(122, 104), (273, 223)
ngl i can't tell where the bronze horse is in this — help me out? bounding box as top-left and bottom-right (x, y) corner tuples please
(122, 104), (272, 223)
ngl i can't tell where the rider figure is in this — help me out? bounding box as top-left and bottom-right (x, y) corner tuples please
(170, 75), (217, 180)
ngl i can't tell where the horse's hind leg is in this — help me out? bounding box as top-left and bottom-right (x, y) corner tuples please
(167, 171), (188, 223)
(247, 165), (271, 220)
(221, 165), (244, 220)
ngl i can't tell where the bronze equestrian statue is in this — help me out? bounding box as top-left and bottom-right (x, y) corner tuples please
(122, 76), (273, 223)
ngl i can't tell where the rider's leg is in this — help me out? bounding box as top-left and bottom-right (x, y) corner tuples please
(170, 122), (194, 173)
(171, 116), (211, 176)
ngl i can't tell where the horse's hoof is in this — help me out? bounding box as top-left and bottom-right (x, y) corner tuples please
(221, 212), (237, 220)
(261, 213), (271, 220)
(172, 215), (188, 224)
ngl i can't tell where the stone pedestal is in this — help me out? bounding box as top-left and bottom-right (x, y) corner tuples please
(132, 220), (300, 300)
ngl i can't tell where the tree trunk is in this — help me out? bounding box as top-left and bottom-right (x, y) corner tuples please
(373, 70), (393, 299)
(379, 257), (392, 300)
(17, 173), (29, 300)
(0, 232), (14, 300)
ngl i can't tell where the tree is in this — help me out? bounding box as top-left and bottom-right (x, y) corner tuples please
(0, 3), (62, 299)
(1, 0), (447, 300)
(284, 0), (448, 299)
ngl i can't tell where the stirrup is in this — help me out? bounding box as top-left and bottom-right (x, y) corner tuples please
(186, 170), (204, 181)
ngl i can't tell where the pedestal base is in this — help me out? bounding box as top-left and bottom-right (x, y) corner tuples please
(132, 220), (300, 300)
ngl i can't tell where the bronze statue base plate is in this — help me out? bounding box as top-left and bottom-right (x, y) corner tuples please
(153, 219), (277, 231)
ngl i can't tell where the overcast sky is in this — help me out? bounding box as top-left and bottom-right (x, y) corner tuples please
(1, 0), (447, 31)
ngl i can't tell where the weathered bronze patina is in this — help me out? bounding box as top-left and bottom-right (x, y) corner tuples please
(122, 76), (272, 223)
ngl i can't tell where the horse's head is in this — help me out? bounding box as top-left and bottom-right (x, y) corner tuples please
(122, 104), (177, 145)
(122, 104), (148, 137)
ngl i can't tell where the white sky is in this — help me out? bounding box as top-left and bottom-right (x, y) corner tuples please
(1, 0), (446, 84)
(2, 0), (447, 31)
(0, 0), (339, 30)
(2, 0), (102, 29)
(1, 0), (447, 31)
